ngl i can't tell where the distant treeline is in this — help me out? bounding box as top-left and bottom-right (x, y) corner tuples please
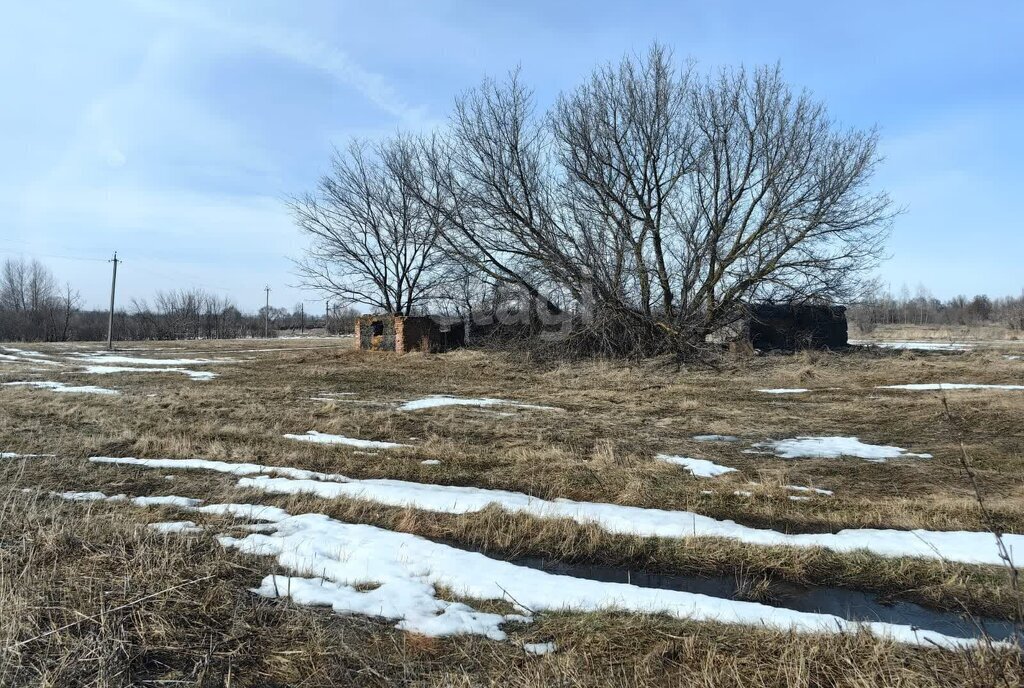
(0, 257), (358, 342)
(849, 287), (1024, 332)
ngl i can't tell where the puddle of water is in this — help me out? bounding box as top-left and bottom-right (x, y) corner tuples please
(508, 556), (1021, 642)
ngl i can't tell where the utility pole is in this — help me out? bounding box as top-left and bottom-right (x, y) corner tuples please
(300, 302), (305, 334)
(106, 252), (120, 350)
(264, 286), (271, 338)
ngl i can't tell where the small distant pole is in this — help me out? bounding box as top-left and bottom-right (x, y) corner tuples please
(106, 252), (120, 350)
(264, 285), (271, 338)
(300, 302), (305, 334)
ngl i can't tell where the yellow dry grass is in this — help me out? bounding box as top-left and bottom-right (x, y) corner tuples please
(1, 333), (1022, 685)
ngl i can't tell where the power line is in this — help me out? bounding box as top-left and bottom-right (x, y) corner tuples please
(0, 248), (108, 263)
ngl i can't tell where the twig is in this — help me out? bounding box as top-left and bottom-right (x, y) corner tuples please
(940, 395), (1023, 633)
(7, 574), (216, 649)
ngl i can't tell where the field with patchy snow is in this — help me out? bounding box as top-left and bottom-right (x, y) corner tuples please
(1, 336), (1022, 686)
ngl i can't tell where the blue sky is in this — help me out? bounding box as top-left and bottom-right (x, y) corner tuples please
(2, 1), (1021, 310)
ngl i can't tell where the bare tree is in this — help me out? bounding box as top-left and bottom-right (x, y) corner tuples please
(0, 257), (62, 341)
(418, 47), (894, 354)
(292, 136), (447, 315)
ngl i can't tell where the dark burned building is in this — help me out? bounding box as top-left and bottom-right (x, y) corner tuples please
(744, 304), (848, 351)
(355, 315), (465, 354)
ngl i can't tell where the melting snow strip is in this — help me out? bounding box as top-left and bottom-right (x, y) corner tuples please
(0, 348), (65, 366)
(877, 383), (1024, 392)
(785, 485), (834, 496)
(81, 365), (218, 381)
(70, 354), (237, 366)
(282, 431), (410, 450)
(218, 507), (996, 648)
(849, 340), (972, 351)
(3, 380), (119, 395)
(755, 389), (810, 394)
(2, 451), (56, 459)
(692, 435), (739, 442)
(655, 454), (736, 478)
(89, 456), (1020, 566)
(47, 490), (1012, 648)
(398, 395), (561, 412)
(90, 456), (351, 483)
(746, 436), (931, 461)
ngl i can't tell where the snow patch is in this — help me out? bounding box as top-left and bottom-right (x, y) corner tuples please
(523, 641), (557, 655)
(90, 456), (351, 483)
(282, 431), (410, 450)
(398, 395), (560, 412)
(71, 353), (236, 366)
(132, 495), (203, 508)
(53, 491), (126, 502)
(218, 509), (989, 648)
(786, 485), (834, 496)
(878, 383), (1024, 392)
(655, 454), (736, 478)
(81, 365), (218, 381)
(421, 460), (441, 466)
(756, 388), (810, 394)
(692, 434), (739, 442)
(748, 436), (931, 461)
(149, 520), (202, 534)
(3, 380), (118, 395)
(850, 340), (972, 351)
(93, 456), (1020, 566)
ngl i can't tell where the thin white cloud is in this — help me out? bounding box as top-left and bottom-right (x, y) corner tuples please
(129, 0), (431, 126)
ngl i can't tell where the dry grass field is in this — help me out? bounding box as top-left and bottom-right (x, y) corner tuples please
(1, 335), (1022, 686)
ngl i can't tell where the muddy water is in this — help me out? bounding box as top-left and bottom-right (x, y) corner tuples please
(508, 555), (1021, 642)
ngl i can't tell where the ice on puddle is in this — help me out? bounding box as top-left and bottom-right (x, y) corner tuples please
(655, 454), (736, 478)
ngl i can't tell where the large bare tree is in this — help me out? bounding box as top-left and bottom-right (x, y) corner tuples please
(420, 46), (893, 353)
(302, 45), (894, 355)
(292, 136), (447, 315)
